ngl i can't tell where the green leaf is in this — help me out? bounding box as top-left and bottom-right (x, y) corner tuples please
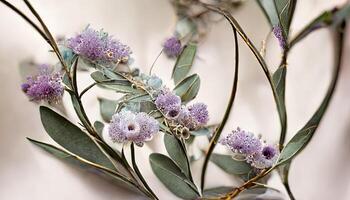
(203, 186), (233, 198)
(277, 23), (345, 166)
(164, 134), (191, 178)
(94, 121), (104, 138)
(237, 186), (282, 200)
(191, 127), (211, 136)
(174, 73), (200, 103)
(210, 153), (252, 175)
(91, 71), (140, 93)
(257, 0), (297, 38)
(272, 67), (287, 145)
(27, 138), (140, 194)
(172, 43), (197, 84)
(291, 4), (350, 47)
(149, 153), (199, 199)
(39, 106), (115, 170)
(98, 98), (117, 122)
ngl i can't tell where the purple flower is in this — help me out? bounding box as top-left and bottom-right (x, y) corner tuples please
(249, 144), (279, 169)
(108, 111), (159, 147)
(219, 127), (262, 156)
(177, 103), (209, 130)
(188, 103), (209, 126)
(273, 25), (287, 49)
(21, 64), (64, 103)
(163, 36), (182, 57)
(155, 89), (182, 119)
(67, 26), (132, 64)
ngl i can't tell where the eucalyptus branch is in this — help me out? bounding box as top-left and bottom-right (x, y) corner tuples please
(200, 22), (239, 190)
(220, 20), (346, 200)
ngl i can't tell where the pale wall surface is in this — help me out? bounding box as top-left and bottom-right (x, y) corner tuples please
(0, 0), (349, 199)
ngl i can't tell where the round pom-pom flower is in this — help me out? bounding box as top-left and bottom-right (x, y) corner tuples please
(249, 144), (279, 169)
(155, 89), (182, 119)
(108, 111), (159, 147)
(67, 26), (132, 64)
(163, 36), (182, 57)
(21, 64), (64, 103)
(177, 103), (209, 130)
(219, 127), (262, 156)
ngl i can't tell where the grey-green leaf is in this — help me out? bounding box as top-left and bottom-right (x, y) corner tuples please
(39, 106), (115, 170)
(98, 98), (117, 122)
(272, 67), (287, 145)
(174, 73), (200, 103)
(164, 134), (191, 178)
(172, 43), (197, 84)
(210, 153), (252, 175)
(27, 138), (140, 194)
(203, 186), (233, 198)
(94, 121), (104, 138)
(277, 24), (344, 166)
(149, 153), (199, 199)
(257, 0), (297, 38)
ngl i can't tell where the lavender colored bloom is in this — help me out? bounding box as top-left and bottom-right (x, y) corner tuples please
(249, 144), (279, 169)
(155, 89), (182, 119)
(273, 25), (287, 49)
(21, 64), (64, 103)
(67, 27), (132, 64)
(219, 127), (262, 156)
(188, 103), (209, 126)
(163, 36), (182, 57)
(108, 111), (159, 147)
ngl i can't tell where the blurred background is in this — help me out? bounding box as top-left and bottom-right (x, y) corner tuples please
(1, 0), (350, 199)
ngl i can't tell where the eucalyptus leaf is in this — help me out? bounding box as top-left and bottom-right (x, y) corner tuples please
(237, 186), (283, 200)
(149, 153), (199, 199)
(191, 127), (211, 136)
(98, 98), (117, 122)
(257, 0), (297, 38)
(164, 134), (191, 178)
(210, 153), (252, 175)
(174, 73), (200, 103)
(203, 186), (233, 198)
(277, 23), (345, 166)
(94, 121), (104, 138)
(172, 43), (197, 84)
(290, 4), (350, 47)
(39, 106), (115, 170)
(272, 67), (287, 145)
(27, 138), (140, 194)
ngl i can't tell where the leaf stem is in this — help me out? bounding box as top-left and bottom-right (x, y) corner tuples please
(200, 19), (239, 190)
(131, 143), (159, 200)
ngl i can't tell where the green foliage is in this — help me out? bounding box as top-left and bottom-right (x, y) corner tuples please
(149, 153), (199, 199)
(210, 153), (252, 175)
(174, 73), (200, 103)
(172, 43), (197, 84)
(39, 106), (115, 170)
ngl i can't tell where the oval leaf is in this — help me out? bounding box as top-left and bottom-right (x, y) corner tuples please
(164, 134), (191, 178)
(174, 73), (200, 103)
(39, 106), (115, 170)
(149, 153), (199, 199)
(210, 153), (252, 175)
(98, 98), (117, 122)
(172, 43), (197, 84)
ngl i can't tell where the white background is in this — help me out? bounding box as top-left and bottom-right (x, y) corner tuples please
(0, 0), (350, 199)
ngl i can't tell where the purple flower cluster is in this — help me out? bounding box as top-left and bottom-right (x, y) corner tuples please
(220, 127), (279, 169)
(67, 27), (132, 64)
(273, 25), (287, 49)
(155, 88), (209, 130)
(163, 36), (182, 57)
(21, 64), (64, 103)
(108, 111), (159, 147)
(155, 89), (182, 119)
